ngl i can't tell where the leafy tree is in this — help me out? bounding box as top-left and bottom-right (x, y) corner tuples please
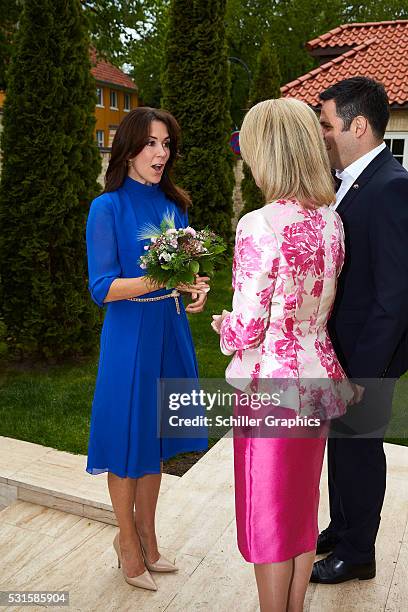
(226, 0), (408, 125)
(162, 0), (234, 244)
(271, 0), (343, 83)
(0, 0), (101, 361)
(241, 35), (281, 217)
(344, 0), (408, 20)
(226, 0), (275, 126)
(82, 0), (165, 64)
(1, 1), (166, 82)
(3, 0), (408, 98)
(129, 0), (169, 106)
(248, 34), (281, 106)
(0, 0), (21, 89)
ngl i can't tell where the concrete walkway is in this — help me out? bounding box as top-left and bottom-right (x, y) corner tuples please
(0, 435), (407, 611)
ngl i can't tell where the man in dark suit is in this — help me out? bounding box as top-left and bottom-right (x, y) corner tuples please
(311, 77), (408, 584)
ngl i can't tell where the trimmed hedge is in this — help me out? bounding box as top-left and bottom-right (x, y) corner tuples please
(161, 0), (234, 244)
(0, 0), (101, 361)
(241, 35), (281, 218)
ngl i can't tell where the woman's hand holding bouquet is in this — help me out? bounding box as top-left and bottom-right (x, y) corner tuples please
(138, 215), (226, 313)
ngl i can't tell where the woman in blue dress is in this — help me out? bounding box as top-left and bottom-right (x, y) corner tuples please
(86, 107), (209, 591)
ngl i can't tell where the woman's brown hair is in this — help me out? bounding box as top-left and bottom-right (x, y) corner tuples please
(104, 107), (191, 212)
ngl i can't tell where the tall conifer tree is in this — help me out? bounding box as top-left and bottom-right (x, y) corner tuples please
(161, 0), (234, 243)
(0, 0), (101, 361)
(241, 36), (281, 217)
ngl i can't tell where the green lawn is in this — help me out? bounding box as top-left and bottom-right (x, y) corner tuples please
(0, 265), (233, 455)
(0, 263), (406, 452)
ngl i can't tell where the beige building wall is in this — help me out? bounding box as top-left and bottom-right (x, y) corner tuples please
(94, 84), (138, 148)
(98, 151), (110, 188)
(387, 110), (408, 131)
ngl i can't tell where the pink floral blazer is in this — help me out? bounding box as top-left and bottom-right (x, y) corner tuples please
(220, 199), (353, 418)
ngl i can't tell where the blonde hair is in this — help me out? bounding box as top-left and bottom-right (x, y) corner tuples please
(239, 98), (335, 207)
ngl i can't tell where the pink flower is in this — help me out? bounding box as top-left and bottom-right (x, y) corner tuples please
(232, 255), (238, 289)
(258, 283), (274, 308)
(284, 294), (296, 311)
(222, 315), (266, 350)
(281, 217), (326, 277)
(311, 279), (323, 297)
(314, 337), (345, 379)
(184, 226), (197, 237)
(256, 259), (279, 308)
(234, 233), (262, 280)
(242, 317), (266, 347)
(250, 363), (261, 393)
(331, 234), (344, 272)
(273, 318), (304, 371)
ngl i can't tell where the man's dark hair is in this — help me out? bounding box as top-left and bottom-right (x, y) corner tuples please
(319, 77), (390, 139)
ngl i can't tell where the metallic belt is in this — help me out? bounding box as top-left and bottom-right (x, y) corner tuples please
(127, 289), (181, 315)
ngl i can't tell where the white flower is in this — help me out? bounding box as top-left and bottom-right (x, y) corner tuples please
(151, 237), (157, 243)
(140, 262), (147, 269)
(159, 252), (173, 262)
(166, 228), (177, 235)
(144, 245), (149, 251)
(184, 226), (196, 237)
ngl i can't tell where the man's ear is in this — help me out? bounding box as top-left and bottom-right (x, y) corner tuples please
(352, 115), (368, 139)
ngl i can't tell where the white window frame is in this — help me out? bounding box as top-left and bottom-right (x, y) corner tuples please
(96, 87), (104, 107)
(96, 130), (105, 148)
(110, 90), (118, 110)
(124, 93), (131, 112)
(384, 132), (408, 169)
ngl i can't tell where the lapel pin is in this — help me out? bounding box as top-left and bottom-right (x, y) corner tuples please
(353, 184), (359, 189)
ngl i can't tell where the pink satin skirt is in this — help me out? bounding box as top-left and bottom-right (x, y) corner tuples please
(233, 429), (327, 563)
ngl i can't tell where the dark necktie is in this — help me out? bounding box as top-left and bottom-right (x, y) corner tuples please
(334, 175), (342, 192)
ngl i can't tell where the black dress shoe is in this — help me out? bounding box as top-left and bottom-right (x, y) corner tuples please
(316, 528), (340, 555)
(310, 554), (376, 584)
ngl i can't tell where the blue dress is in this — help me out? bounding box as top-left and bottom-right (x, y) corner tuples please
(86, 176), (208, 478)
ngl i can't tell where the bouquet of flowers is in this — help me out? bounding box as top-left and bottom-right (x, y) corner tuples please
(138, 213), (227, 289)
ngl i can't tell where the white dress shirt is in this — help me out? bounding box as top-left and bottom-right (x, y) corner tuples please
(333, 142), (386, 209)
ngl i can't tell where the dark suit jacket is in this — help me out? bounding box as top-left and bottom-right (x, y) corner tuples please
(328, 147), (408, 379)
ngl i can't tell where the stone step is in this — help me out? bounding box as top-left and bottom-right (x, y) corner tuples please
(0, 436), (180, 526)
(0, 500), (203, 612)
(0, 435), (407, 610)
(1, 440), (407, 611)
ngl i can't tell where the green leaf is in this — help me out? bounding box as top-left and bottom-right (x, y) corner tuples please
(167, 276), (179, 288)
(202, 260), (214, 276)
(178, 270), (195, 284)
(189, 260), (200, 274)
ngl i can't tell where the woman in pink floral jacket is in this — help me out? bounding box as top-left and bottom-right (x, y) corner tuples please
(212, 98), (353, 612)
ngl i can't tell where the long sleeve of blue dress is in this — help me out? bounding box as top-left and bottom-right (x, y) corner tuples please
(86, 194), (122, 308)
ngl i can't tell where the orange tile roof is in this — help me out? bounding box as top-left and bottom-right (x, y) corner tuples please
(282, 20), (408, 107)
(90, 48), (137, 91)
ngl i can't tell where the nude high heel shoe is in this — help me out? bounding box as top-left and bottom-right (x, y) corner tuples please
(140, 543), (179, 573)
(113, 534), (157, 591)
